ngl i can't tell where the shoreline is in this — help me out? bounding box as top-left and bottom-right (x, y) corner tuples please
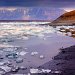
(35, 45), (75, 75)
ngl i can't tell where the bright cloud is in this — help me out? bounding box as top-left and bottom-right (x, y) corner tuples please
(0, 7), (17, 12)
(63, 8), (75, 12)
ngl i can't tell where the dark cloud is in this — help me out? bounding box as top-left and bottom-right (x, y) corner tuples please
(0, 0), (75, 8)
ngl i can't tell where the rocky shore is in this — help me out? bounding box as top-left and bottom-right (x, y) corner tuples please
(32, 45), (75, 75)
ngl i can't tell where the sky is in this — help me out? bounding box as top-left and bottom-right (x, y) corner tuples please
(0, 0), (75, 20)
(0, 0), (75, 11)
(0, 0), (74, 7)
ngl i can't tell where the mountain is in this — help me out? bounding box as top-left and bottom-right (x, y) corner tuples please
(0, 7), (66, 21)
(51, 10), (75, 25)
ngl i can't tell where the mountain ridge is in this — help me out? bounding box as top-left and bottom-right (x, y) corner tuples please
(51, 10), (75, 25)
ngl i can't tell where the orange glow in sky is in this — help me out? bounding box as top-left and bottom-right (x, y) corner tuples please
(63, 8), (75, 12)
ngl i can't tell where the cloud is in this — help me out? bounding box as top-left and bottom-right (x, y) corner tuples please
(0, 0), (75, 8)
(0, 7), (17, 12)
(63, 8), (75, 12)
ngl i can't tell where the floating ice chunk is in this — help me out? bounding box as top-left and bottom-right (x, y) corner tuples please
(3, 47), (17, 52)
(0, 44), (15, 48)
(30, 68), (42, 74)
(0, 38), (13, 42)
(20, 66), (27, 70)
(3, 48), (13, 52)
(6, 53), (18, 59)
(45, 30), (53, 33)
(43, 38), (46, 40)
(51, 70), (62, 74)
(16, 58), (23, 63)
(42, 69), (51, 73)
(11, 65), (19, 72)
(0, 65), (11, 72)
(0, 62), (5, 66)
(0, 60), (11, 66)
(31, 52), (38, 56)
(19, 51), (28, 56)
(40, 55), (44, 59)
(28, 73), (31, 75)
(38, 34), (44, 38)
(22, 36), (29, 40)
(60, 29), (65, 32)
(25, 47), (28, 50)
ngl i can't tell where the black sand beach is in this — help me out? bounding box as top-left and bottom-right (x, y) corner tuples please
(35, 45), (75, 75)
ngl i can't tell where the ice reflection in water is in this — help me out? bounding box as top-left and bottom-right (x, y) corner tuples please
(0, 22), (75, 74)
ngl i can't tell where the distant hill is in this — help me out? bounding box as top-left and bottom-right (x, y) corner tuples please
(0, 7), (65, 21)
(51, 10), (75, 25)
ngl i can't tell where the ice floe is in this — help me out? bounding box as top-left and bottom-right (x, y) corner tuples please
(15, 58), (23, 63)
(6, 52), (18, 59)
(0, 65), (11, 72)
(30, 68), (42, 73)
(41, 69), (51, 73)
(31, 52), (38, 56)
(11, 65), (19, 72)
(3, 47), (17, 52)
(19, 51), (28, 56)
(39, 55), (44, 59)
(51, 70), (62, 74)
(30, 68), (62, 74)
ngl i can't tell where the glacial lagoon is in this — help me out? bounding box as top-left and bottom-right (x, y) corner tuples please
(0, 22), (75, 75)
